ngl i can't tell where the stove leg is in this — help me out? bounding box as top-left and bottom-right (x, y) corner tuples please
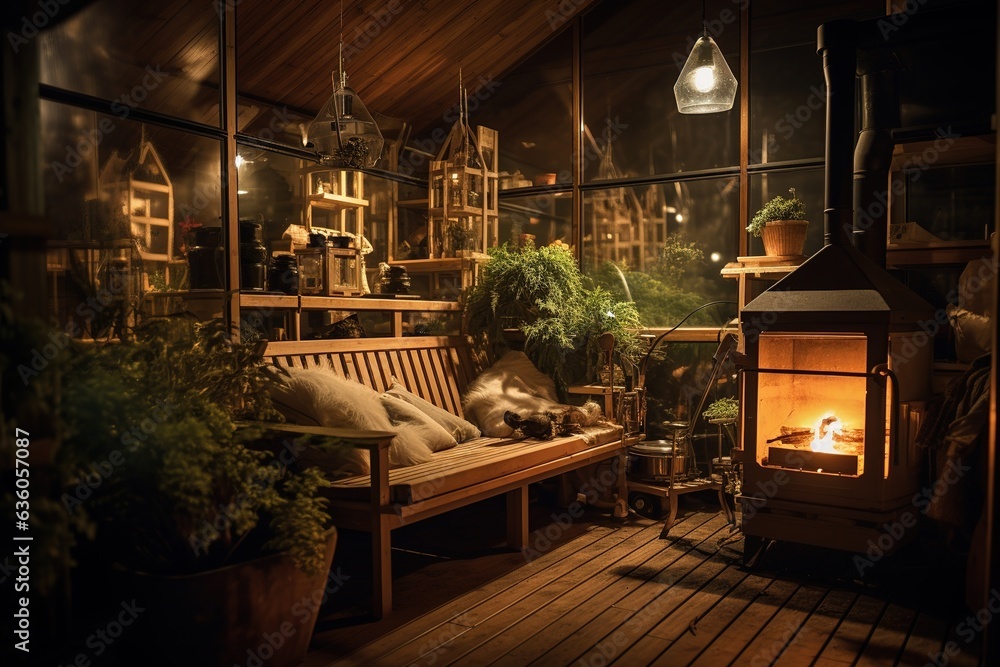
(743, 535), (770, 568)
(718, 488), (736, 526)
(659, 492), (680, 539)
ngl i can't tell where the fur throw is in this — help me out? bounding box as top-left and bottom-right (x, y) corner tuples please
(462, 352), (603, 437)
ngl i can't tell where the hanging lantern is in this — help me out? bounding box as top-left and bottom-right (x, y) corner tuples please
(306, 70), (384, 168)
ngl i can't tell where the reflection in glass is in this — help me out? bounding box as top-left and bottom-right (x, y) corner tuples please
(40, 0), (221, 126)
(583, 178), (738, 327)
(41, 101), (223, 337)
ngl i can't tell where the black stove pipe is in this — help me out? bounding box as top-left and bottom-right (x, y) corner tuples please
(817, 21), (858, 250)
(854, 54), (900, 268)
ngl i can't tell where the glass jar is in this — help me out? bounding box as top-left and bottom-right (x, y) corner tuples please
(268, 254), (298, 295)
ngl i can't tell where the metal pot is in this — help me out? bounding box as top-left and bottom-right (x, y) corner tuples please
(627, 440), (687, 483)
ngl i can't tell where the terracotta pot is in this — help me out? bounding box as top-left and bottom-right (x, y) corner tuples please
(761, 219), (808, 257)
(113, 529), (338, 667)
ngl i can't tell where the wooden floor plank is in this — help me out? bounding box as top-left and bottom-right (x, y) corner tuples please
(854, 602), (918, 667)
(613, 552), (752, 665)
(405, 520), (675, 666)
(732, 584), (828, 667)
(536, 532), (736, 667)
(897, 611), (950, 667)
(650, 573), (779, 666)
(687, 578), (801, 666)
(812, 594), (889, 666)
(940, 608), (983, 667)
(301, 506), (968, 667)
(485, 514), (730, 667)
(457, 521), (693, 666)
(770, 589), (857, 667)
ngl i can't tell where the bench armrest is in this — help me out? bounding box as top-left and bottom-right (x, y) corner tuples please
(237, 421), (395, 453)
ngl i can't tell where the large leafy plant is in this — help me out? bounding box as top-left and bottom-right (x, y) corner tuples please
(465, 242), (644, 394)
(58, 318), (331, 575)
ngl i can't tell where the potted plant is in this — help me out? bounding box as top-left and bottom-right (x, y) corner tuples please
(464, 242), (644, 396)
(747, 187), (808, 257)
(53, 318), (338, 666)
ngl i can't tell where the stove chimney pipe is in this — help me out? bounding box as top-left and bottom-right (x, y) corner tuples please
(854, 54), (900, 268)
(817, 21), (858, 249)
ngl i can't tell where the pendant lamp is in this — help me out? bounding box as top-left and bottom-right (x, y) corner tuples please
(673, 3), (737, 114)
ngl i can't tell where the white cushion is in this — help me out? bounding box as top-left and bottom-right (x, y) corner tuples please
(268, 366), (434, 475)
(384, 379), (481, 442)
(380, 394), (457, 453)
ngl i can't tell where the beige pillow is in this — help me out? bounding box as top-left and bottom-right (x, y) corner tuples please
(385, 379), (481, 442)
(268, 366), (434, 475)
(380, 394), (457, 452)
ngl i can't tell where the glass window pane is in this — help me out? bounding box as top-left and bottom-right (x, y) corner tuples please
(749, 0), (883, 165)
(39, 0), (221, 126)
(499, 193), (573, 250)
(41, 100), (223, 338)
(749, 167), (825, 256)
(583, 177), (739, 328)
(583, 0), (740, 180)
(475, 31), (573, 186)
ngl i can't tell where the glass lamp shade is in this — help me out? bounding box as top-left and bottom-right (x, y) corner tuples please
(306, 79), (384, 168)
(673, 34), (737, 114)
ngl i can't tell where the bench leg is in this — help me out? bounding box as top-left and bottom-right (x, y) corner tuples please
(614, 452), (629, 518)
(506, 486), (529, 550)
(371, 513), (392, 619)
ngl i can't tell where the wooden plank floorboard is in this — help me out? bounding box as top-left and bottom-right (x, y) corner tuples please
(939, 607), (983, 667)
(854, 602), (918, 667)
(650, 574), (780, 666)
(687, 578), (802, 666)
(402, 519), (675, 666)
(484, 514), (729, 667)
(731, 584), (828, 667)
(897, 610), (950, 667)
(309, 517), (620, 664)
(612, 547), (753, 665)
(770, 589), (857, 667)
(303, 506), (969, 667)
(535, 526), (737, 667)
(812, 593), (889, 666)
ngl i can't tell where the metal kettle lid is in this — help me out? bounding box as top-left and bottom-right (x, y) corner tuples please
(629, 440), (679, 455)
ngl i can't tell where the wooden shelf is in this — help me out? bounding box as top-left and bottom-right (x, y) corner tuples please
(306, 193), (369, 210)
(391, 257), (489, 272)
(398, 198), (429, 209)
(886, 240), (993, 267)
(238, 293), (461, 313)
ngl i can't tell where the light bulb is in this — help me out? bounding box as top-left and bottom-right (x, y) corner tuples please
(693, 66), (716, 93)
(234, 155), (245, 169)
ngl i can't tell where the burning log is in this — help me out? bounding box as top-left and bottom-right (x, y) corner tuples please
(776, 424), (864, 446)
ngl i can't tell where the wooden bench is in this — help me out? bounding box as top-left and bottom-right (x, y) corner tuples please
(263, 335), (628, 618)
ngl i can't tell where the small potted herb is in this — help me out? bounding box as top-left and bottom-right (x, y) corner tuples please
(747, 188), (808, 257)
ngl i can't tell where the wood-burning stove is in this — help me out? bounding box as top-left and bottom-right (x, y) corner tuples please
(738, 242), (934, 555)
(735, 18), (939, 559)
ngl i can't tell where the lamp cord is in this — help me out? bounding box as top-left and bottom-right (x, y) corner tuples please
(638, 300), (737, 376)
(701, 0), (707, 37)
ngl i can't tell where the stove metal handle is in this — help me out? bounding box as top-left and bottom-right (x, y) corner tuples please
(872, 364), (901, 467)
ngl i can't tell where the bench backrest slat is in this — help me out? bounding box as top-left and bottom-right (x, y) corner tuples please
(263, 336), (478, 418)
